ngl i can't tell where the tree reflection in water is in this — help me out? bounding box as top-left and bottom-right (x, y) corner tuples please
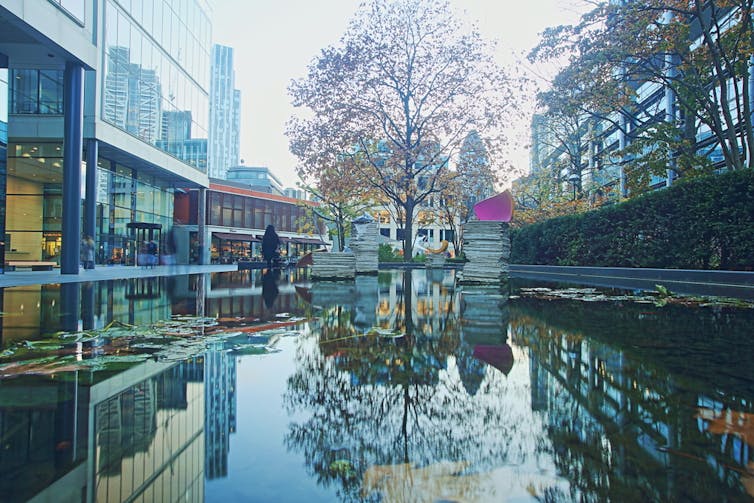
(283, 270), (568, 501)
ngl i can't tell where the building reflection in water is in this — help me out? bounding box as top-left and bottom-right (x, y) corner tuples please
(93, 360), (205, 502)
(510, 296), (754, 501)
(204, 340), (237, 480)
(0, 358), (206, 503)
(168, 269), (310, 322)
(0, 278), (173, 348)
(0, 270), (280, 500)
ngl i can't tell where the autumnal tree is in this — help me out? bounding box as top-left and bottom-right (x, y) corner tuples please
(288, 0), (519, 260)
(432, 131), (497, 255)
(436, 175), (465, 254)
(456, 130), (497, 218)
(510, 166), (595, 227)
(529, 0), (754, 195)
(299, 155), (375, 252)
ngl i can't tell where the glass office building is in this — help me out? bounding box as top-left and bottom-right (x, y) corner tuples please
(0, 0), (212, 272)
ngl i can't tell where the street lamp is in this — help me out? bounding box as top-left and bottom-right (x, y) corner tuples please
(568, 173), (580, 201)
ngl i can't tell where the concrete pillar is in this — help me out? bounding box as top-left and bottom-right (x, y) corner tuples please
(85, 139), (98, 263)
(61, 62), (85, 274)
(198, 187), (208, 264)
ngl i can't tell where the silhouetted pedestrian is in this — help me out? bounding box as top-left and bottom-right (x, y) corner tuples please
(261, 225), (280, 269)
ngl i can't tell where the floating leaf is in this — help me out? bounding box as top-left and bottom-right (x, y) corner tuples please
(329, 459), (356, 478)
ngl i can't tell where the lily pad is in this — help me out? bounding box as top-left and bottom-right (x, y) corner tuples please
(329, 459), (356, 478)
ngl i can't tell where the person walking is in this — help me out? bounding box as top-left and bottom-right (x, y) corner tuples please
(261, 225), (280, 269)
(81, 235), (95, 269)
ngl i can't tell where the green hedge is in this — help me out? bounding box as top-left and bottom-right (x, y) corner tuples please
(511, 169), (754, 270)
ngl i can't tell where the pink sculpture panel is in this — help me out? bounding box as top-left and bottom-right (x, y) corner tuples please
(473, 190), (514, 222)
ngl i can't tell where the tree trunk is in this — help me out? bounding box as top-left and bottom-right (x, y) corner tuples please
(402, 200), (414, 261)
(337, 220), (345, 252)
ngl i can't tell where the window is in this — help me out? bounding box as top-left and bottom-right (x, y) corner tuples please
(11, 70), (41, 114)
(233, 195), (243, 227)
(221, 194), (232, 225)
(209, 192), (221, 224)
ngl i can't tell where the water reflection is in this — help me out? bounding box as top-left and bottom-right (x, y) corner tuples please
(511, 296), (754, 501)
(1, 270), (754, 501)
(0, 271), (293, 502)
(0, 358), (205, 503)
(283, 271), (754, 501)
(1, 278), (174, 348)
(284, 270), (565, 501)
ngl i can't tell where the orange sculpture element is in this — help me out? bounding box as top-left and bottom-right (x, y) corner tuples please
(297, 247), (327, 267)
(424, 240), (449, 255)
(473, 190), (514, 222)
(697, 407), (754, 447)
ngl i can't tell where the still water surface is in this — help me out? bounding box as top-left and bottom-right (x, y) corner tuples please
(0, 269), (753, 502)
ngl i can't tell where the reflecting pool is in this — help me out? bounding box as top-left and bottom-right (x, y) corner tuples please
(1, 269), (753, 502)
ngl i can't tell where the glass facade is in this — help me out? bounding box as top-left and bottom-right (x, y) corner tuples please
(96, 159), (175, 265)
(102, 0), (210, 172)
(4, 142), (174, 266)
(202, 189), (326, 263)
(5, 144), (64, 263)
(0, 0), (211, 273)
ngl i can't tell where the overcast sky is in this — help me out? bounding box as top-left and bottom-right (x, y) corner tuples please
(210, 0), (588, 188)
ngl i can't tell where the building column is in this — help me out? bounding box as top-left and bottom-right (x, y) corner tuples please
(85, 139), (98, 264)
(664, 11), (678, 187)
(61, 62), (85, 274)
(618, 114), (627, 199)
(198, 187), (208, 264)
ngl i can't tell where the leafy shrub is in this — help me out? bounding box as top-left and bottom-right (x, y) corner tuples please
(511, 169), (754, 270)
(378, 243), (401, 262)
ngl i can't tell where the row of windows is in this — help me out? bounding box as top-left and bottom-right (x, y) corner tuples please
(207, 192), (314, 234)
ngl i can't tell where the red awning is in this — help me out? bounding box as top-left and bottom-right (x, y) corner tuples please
(212, 232), (259, 242)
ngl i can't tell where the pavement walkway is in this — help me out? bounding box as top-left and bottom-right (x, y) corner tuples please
(0, 264), (239, 288)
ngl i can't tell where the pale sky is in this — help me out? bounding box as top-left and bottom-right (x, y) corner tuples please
(210, 0), (588, 188)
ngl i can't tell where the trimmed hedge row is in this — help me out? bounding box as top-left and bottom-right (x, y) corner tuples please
(510, 169), (754, 270)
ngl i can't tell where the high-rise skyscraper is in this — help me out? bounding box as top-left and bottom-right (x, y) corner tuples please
(209, 44), (241, 179)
